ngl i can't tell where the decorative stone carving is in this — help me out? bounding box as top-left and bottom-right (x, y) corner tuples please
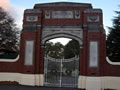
(45, 10), (50, 19)
(42, 25), (83, 46)
(75, 10), (80, 19)
(26, 16), (38, 22)
(52, 10), (73, 19)
(87, 15), (99, 22)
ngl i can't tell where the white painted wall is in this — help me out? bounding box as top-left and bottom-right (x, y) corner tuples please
(78, 76), (120, 90)
(0, 73), (43, 86)
(0, 73), (120, 90)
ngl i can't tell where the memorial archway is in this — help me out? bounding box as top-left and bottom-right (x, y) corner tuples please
(0, 2), (117, 90)
(41, 26), (83, 87)
(20, 2), (106, 89)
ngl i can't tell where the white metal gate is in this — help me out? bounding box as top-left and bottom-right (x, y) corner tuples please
(44, 56), (79, 88)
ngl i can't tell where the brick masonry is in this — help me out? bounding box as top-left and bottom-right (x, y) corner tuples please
(0, 2), (119, 77)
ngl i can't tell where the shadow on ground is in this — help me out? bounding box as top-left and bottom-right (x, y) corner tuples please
(0, 85), (83, 90)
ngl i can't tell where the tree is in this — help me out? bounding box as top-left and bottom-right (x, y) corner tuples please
(45, 42), (64, 58)
(45, 39), (80, 59)
(107, 10), (120, 62)
(0, 7), (19, 52)
(64, 39), (80, 59)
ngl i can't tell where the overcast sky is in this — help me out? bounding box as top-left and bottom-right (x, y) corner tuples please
(0, 0), (120, 44)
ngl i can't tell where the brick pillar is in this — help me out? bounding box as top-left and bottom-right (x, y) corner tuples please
(35, 26), (41, 74)
(39, 47), (44, 74)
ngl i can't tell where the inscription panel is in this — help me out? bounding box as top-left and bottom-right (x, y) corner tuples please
(89, 41), (98, 67)
(24, 40), (34, 65)
(52, 10), (73, 19)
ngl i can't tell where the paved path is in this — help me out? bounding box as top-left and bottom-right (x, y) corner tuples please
(0, 85), (83, 90)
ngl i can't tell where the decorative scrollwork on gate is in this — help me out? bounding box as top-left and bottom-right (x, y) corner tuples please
(44, 56), (79, 87)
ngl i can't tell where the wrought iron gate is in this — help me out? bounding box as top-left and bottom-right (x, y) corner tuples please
(44, 56), (79, 88)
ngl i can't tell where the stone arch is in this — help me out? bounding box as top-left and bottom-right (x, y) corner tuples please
(41, 25), (83, 47)
(42, 33), (82, 45)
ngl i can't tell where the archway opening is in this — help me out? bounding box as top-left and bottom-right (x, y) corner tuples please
(44, 37), (80, 88)
(44, 37), (80, 59)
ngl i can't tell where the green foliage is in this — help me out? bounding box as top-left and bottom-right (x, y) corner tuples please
(0, 7), (19, 51)
(45, 39), (80, 59)
(45, 42), (64, 59)
(107, 10), (120, 62)
(64, 40), (80, 59)
(0, 49), (18, 59)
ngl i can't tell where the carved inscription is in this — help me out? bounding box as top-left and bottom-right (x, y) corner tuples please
(52, 10), (73, 19)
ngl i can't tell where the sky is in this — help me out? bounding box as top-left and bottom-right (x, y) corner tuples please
(0, 0), (120, 45)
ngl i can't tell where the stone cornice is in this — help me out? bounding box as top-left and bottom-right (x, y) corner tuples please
(24, 9), (41, 13)
(84, 9), (102, 13)
(34, 2), (92, 8)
